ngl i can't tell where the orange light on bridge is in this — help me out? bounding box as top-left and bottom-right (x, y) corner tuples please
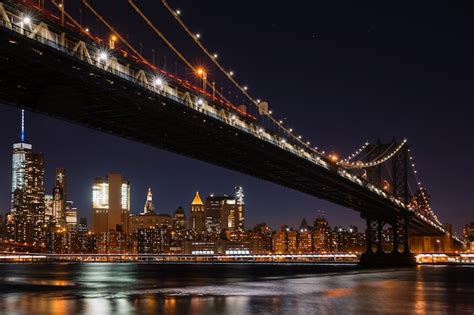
(329, 154), (339, 162)
(109, 34), (118, 49)
(195, 67), (206, 78)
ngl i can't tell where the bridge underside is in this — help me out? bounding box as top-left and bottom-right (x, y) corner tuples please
(0, 27), (441, 238)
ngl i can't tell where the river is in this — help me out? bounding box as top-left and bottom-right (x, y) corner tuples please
(0, 263), (473, 314)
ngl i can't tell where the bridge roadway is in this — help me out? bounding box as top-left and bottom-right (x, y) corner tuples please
(0, 3), (442, 236)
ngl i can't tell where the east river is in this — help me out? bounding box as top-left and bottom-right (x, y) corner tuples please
(0, 263), (473, 314)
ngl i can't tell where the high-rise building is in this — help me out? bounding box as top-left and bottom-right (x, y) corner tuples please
(220, 187), (245, 231)
(235, 186), (245, 231)
(189, 191), (205, 232)
(78, 217), (88, 234)
(143, 187), (155, 214)
(204, 195), (228, 233)
(9, 110), (45, 246)
(313, 214), (330, 252)
(65, 201), (78, 232)
(173, 206), (186, 230)
(52, 168), (67, 227)
(298, 219), (313, 253)
(44, 194), (53, 225)
(92, 173), (130, 234)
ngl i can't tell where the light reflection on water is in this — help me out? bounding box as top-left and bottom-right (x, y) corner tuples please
(0, 263), (473, 315)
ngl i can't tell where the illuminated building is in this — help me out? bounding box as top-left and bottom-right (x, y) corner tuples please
(250, 223), (272, 254)
(97, 230), (129, 254)
(52, 168), (67, 227)
(92, 173), (130, 234)
(272, 228), (287, 254)
(173, 206), (186, 230)
(298, 229), (313, 253)
(129, 213), (173, 233)
(136, 227), (171, 254)
(9, 110), (46, 246)
(143, 187), (155, 214)
(221, 187), (246, 231)
(464, 222), (474, 252)
(313, 214), (330, 252)
(78, 217), (88, 234)
(235, 186), (245, 231)
(204, 195), (228, 233)
(44, 194), (53, 225)
(287, 230), (298, 253)
(65, 201), (78, 232)
(189, 191), (205, 232)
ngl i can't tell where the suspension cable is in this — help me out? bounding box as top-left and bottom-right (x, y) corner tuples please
(82, 0), (149, 65)
(160, 0), (326, 156)
(127, 0), (231, 103)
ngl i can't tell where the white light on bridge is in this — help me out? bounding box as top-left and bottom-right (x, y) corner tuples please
(23, 16), (31, 25)
(197, 98), (204, 105)
(98, 51), (108, 61)
(154, 78), (163, 87)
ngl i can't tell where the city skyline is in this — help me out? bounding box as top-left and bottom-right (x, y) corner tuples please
(0, 106), (471, 235)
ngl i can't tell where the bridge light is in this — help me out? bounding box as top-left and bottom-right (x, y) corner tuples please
(154, 78), (163, 87)
(229, 71), (234, 76)
(197, 98), (204, 105)
(329, 154), (339, 162)
(196, 33), (201, 39)
(23, 16), (31, 25)
(213, 53), (218, 58)
(289, 128), (293, 132)
(195, 67), (206, 78)
(98, 51), (108, 62)
(244, 86), (248, 90)
(176, 9), (181, 15)
(85, 27), (89, 33)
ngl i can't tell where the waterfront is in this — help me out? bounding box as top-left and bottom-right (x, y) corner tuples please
(0, 264), (473, 314)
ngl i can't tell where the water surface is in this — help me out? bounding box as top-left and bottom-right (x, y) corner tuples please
(0, 263), (473, 314)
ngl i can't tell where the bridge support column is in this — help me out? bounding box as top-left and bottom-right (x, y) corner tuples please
(360, 213), (415, 267)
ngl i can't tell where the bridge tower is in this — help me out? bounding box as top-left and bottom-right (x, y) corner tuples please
(360, 140), (415, 266)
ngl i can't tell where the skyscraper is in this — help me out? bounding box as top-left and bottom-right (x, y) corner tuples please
(52, 168), (67, 227)
(65, 201), (78, 232)
(9, 110), (45, 246)
(173, 206), (186, 230)
(143, 187), (155, 214)
(204, 195), (230, 233)
(189, 191), (205, 232)
(92, 173), (130, 234)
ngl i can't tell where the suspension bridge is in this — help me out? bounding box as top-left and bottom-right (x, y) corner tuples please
(0, 0), (460, 265)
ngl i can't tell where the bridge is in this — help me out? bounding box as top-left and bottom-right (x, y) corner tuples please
(0, 0), (460, 265)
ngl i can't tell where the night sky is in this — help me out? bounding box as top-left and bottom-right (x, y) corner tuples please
(0, 1), (473, 234)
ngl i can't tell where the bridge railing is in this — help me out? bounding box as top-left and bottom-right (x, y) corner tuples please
(0, 1), (445, 232)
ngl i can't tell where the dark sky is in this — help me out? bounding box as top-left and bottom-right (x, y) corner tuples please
(0, 1), (473, 234)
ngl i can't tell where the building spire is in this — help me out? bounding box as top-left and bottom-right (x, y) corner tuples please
(191, 191), (204, 205)
(21, 109), (25, 143)
(143, 187), (155, 214)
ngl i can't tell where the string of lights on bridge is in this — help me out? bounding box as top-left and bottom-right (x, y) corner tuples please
(160, 1), (330, 157)
(407, 148), (442, 226)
